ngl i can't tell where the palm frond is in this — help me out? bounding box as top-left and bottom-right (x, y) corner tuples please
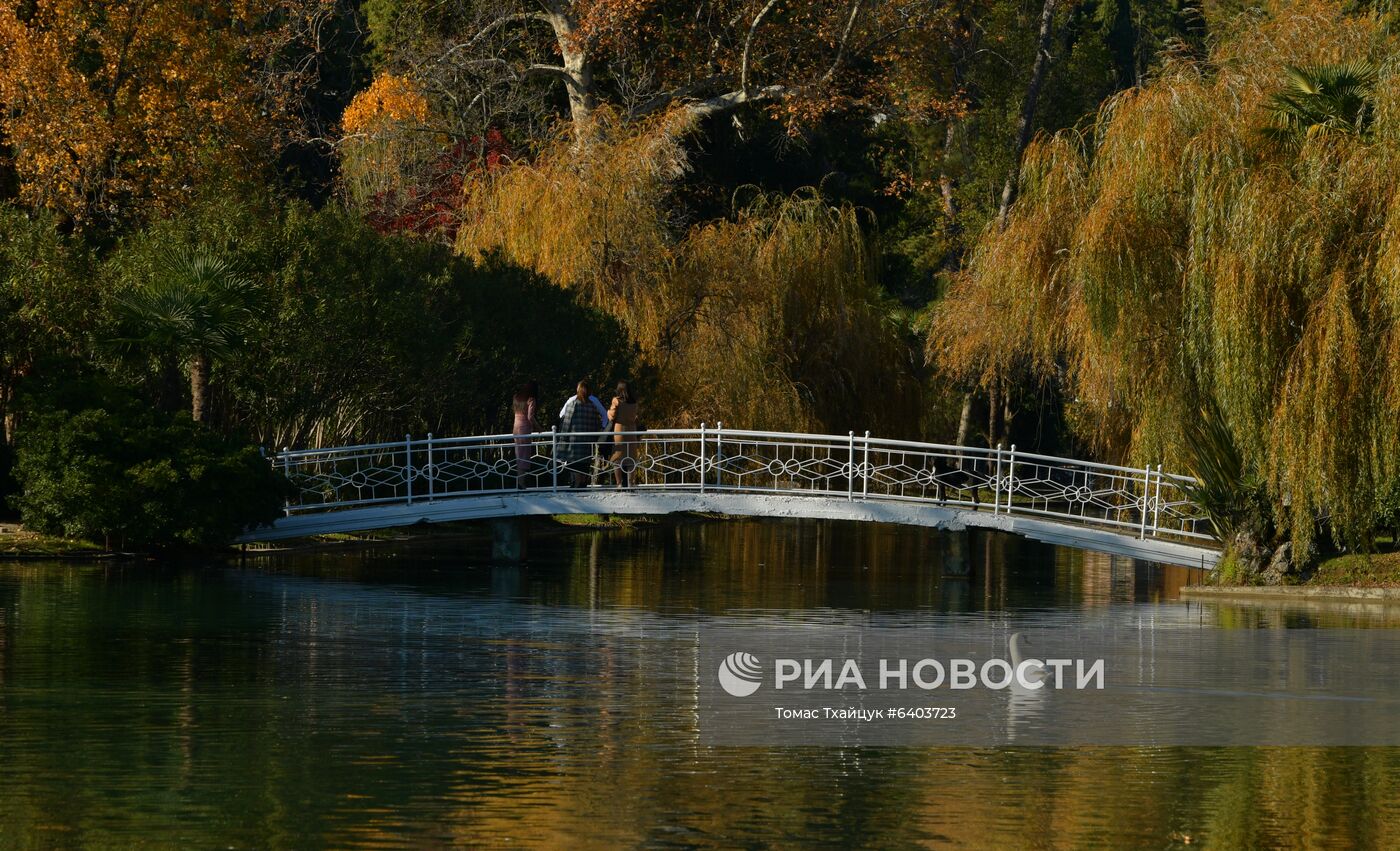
(1264, 61), (1378, 147)
(1178, 399), (1260, 541)
(114, 246), (264, 361)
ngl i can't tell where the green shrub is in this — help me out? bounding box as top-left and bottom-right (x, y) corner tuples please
(10, 381), (285, 550)
(103, 198), (633, 447)
(1377, 478), (1400, 545)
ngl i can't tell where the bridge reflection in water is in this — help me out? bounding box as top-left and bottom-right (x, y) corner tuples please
(242, 427), (1219, 567)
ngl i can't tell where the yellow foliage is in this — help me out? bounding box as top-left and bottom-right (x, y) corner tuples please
(455, 111), (919, 434)
(929, 0), (1400, 550)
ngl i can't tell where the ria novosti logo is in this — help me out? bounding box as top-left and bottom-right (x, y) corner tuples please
(717, 651), (763, 697)
(715, 635), (1105, 698)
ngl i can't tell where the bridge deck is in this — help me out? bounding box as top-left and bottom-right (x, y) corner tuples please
(242, 489), (1218, 568)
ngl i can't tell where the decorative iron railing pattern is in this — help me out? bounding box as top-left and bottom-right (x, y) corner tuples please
(269, 427), (1214, 543)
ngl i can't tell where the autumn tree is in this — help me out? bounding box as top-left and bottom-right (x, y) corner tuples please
(346, 0), (954, 154)
(930, 0), (1400, 555)
(0, 0), (321, 226)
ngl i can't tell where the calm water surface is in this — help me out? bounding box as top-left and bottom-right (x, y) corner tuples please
(2, 519), (1398, 848)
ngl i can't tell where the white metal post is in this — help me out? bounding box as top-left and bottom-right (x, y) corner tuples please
(699, 423), (707, 493)
(550, 427), (558, 491)
(405, 434), (414, 505)
(847, 431), (855, 501)
(1005, 444), (1016, 514)
(993, 444), (1003, 515)
(862, 430), (871, 499)
(715, 422), (724, 489)
(1152, 464), (1163, 536)
(1139, 463), (1152, 539)
(425, 433), (434, 501)
(281, 447), (291, 516)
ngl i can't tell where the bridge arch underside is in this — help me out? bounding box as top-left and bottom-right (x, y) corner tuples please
(241, 491), (1219, 569)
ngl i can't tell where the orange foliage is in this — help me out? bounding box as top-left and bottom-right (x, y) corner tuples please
(0, 0), (285, 224)
(342, 74), (431, 134)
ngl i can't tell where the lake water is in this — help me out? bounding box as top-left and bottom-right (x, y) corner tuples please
(2, 519), (1399, 848)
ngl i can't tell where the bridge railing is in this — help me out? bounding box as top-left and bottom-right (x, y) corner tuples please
(270, 427), (1213, 543)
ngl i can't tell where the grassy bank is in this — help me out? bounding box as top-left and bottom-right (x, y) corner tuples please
(1305, 552), (1400, 588)
(0, 525), (107, 558)
(550, 514), (653, 529)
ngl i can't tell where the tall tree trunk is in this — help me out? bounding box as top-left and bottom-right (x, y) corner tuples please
(1, 377), (12, 444)
(560, 44), (595, 132)
(987, 381), (1001, 447)
(996, 0), (1061, 229)
(941, 120), (979, 446)
(1001, 384), (1014, 446)
(542, 0), (595, 139)
(938, 120), (960, 223)
(189, 352), (210, 423)
(955, 392), (974, 447)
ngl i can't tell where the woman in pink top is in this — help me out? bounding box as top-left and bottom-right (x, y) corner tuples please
(511, 381), (539, 485)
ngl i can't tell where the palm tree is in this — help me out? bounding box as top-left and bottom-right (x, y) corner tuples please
(117, 247), (261, 423)
(1263, 61), (1378, 146)
(1179, 397), (1270, 546)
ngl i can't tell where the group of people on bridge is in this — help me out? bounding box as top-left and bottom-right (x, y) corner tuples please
(511, 380), (641, 489)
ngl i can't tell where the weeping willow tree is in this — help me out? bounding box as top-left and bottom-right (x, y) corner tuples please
(456, 110), (919, 435)
(931, 0), (1400, 553)
(660, 190), (917, 432)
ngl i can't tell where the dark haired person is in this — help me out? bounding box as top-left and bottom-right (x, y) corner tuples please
(511, 381), (539, 487)
(558, 381), (609, 484)
(558, 381), (604, 488)
(608, 381), (640, 488)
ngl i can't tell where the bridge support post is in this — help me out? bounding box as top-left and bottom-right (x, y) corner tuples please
(491, 517), (530, 564)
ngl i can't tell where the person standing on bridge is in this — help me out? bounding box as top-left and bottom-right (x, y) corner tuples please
(511, 381), (539, 487)
(558, 381), (609, 485)
(608, 381), (640, 488)
(559, 380), (605, 488)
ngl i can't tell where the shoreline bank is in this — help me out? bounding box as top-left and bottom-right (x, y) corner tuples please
(0, 513), (662, 562)
(1182, 584), (1400, 606)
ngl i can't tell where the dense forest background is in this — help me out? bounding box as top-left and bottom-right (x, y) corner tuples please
(1, 0), (1398, 555)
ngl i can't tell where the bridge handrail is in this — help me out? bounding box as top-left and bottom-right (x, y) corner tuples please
(272, 428), (1194, 482)
(265, 427), (1214, 545)
(711, 429), (1198, 483)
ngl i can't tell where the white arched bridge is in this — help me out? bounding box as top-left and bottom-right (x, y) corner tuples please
(239, 427), (1221, 568)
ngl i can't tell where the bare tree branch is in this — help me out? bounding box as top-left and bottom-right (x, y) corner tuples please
(740, 0), (782, 93)
(524, 64), (575, 84)
(688, 84), (791, 120)
(437, 11), (553, 65)
(627, 74), (732, 119)
(998, 0), (1061, 229)
(819, 0), (865, 85)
